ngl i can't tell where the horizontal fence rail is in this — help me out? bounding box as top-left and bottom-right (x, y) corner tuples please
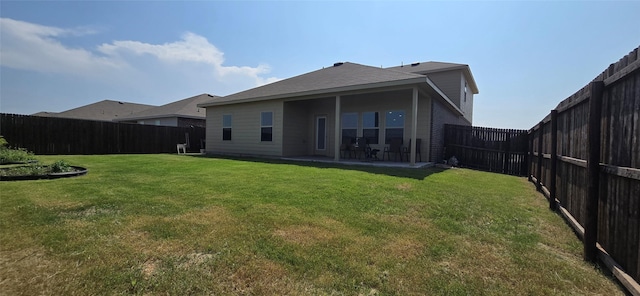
(529, 46), (640, 294)
(0, 114), (206, 155)
(444, 125), (529, 176)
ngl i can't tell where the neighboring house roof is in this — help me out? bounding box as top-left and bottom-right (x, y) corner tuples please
(387, 61), (479, 94)
(32, 100), (155, 121)
(198, 62), (428, 107)
(115, 94), (215, 122)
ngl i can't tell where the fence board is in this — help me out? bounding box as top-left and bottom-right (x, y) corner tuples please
(444, 125), (528, 176)
(528, 46), (640, 291)
(0, 114), (205, 155)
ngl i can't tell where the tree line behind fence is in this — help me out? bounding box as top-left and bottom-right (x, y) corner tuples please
(0, 114), (206, 155)
(529, 46), (639, 292)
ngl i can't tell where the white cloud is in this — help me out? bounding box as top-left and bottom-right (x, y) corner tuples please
(0, 17), (280, 101)
(0, 18), (125, 75)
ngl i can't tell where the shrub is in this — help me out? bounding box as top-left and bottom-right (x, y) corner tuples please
(51, 160), (72, 173)
(0, 135), (36, 164)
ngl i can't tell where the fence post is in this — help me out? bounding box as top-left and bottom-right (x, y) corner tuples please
(527, 130), (533, 181)
(584, 81), (604, 262)
(549, 110), (558, 211)
(503, 132), (511, 174)
(536, 121), (544, 192)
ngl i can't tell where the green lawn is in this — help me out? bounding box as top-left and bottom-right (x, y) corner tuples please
(0, 154), (622, 295)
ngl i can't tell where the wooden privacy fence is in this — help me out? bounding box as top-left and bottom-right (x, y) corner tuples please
(444, 124), (529, 176)
(0, 114), (206, 155)
(529, 46), (639, 294)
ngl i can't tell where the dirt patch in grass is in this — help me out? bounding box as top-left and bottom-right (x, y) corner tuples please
(395, 182), (413, 191)
(60, 206), (118, 218)
(121, 206), (240, 257)
(0, 247), (81, 295)
(141, 258), (160, 279)
(273, 225), (335, 247)
(227, 257), (315, 295)
(382, 237), (424, 260)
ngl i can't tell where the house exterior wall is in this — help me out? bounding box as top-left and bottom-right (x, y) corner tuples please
(206, 100), (284, 156)
(282, 100), (311, 156)
(427, 70), (462, 108)
(303, 98), (336, 157)
(430, 98), (470, 163)
(459, 74), (474, 124)
(206, 88), (434, 159)
(340, 89), (432, 159)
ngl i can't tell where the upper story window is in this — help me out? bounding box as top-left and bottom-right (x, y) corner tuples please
(464, 81), (468, 102)
(385, 110), (404, 144)
(362, 111), (379, 144)
(261, 111), (273, 142)
(222, 114), (232, 141)
(341, 112), (358, 144)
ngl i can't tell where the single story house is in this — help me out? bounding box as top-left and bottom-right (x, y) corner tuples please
(114, 94), (216, 128)
(198, 61), (478, 165)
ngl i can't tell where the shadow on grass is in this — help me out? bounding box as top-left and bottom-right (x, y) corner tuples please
(187, 154), (446, 180)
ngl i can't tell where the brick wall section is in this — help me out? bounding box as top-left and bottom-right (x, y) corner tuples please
(177, 117), (206, 128)
(430, 99), (470, 163)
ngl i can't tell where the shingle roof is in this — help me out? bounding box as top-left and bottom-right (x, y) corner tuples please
(199, 62), (427, 107)
(386, 61), (468, 74)
(32, 100), (155, 121)
(115, 94), (216, 121)
(388, 61), (479, 94)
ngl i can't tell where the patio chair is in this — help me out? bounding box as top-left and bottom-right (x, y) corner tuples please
(340, 138), (355, 159)
(403, 138), (422, 162)
(383, 137), (404, 162)
(352, 137), (368, 159)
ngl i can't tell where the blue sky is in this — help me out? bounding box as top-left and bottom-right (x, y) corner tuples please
(1, 1), (638, 129)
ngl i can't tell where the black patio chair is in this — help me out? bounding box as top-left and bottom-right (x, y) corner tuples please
(340, 138), (355, 159)
(352, 137), (368, 159)
(383, 137), (404, 162)
(403, 138), (422, 162)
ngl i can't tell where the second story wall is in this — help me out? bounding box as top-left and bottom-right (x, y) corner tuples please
(459, 74), (474, 124)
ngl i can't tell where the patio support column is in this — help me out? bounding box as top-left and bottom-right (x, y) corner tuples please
(334, 95), (341, 161)
(410, 87), (418, 166)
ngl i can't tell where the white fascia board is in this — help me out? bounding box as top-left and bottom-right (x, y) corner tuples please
(198, 77), (427, 108)
(425, 77), (465, 116)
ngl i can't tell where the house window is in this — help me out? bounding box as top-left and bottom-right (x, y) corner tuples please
(261, 111), (273, 142)
(222, 114), (232, 141)
(385, 110), (404, 144)
(464, 82), (468, 102)
(341, 112), (358, 144)
(362, 111), (379, 144)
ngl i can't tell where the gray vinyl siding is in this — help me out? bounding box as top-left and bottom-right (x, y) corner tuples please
(459, 75), (474, 124)
(427, 70), (462, 108)
(206, 100), (283, 156)
(430, 98), (470, 163)
(282, 101), (310, 156)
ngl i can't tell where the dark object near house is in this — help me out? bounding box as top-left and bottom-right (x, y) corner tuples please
(383, 137), (404, 162)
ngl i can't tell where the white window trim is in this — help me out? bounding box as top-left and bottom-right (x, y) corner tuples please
(260, 111), (273, 142)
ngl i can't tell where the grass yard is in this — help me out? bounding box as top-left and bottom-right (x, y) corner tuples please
(0, 154), (623, 295)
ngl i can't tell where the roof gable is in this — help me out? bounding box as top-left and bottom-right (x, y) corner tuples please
(116, 94), (216, 121)
(388, 61), (479, 94)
